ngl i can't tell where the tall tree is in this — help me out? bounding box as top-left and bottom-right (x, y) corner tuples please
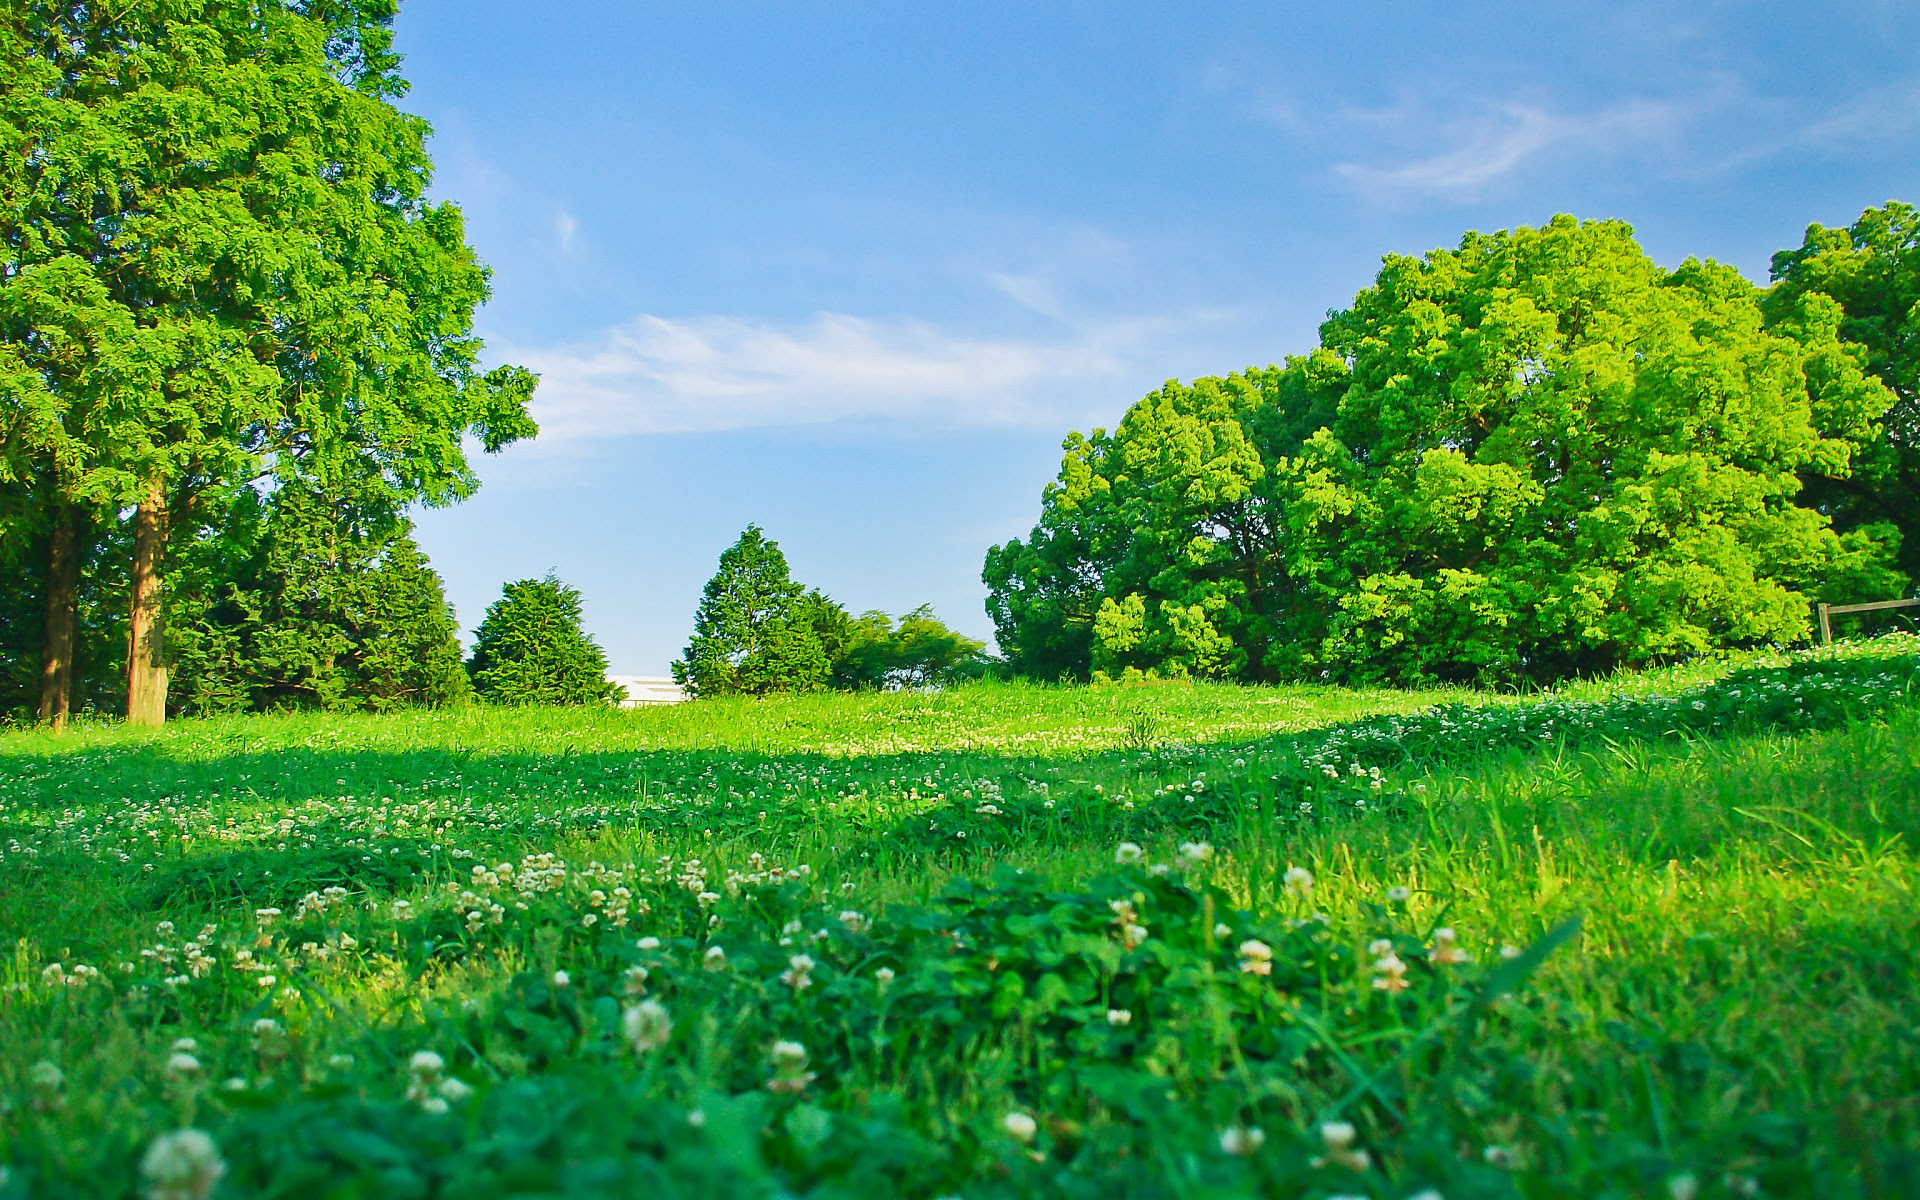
(0, 1), (536, 727)
(1767, 201), (1920, 586)
(673, 526), (829, 697)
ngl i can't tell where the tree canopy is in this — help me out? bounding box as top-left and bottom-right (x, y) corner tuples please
(1766, 201), (1920, 582)
(0, 0), (535, 726)
(986, 215), (1903, 686)
(835, 606), (991, 690)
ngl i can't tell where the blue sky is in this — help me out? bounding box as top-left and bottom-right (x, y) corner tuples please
(394, 1), (1920, 674)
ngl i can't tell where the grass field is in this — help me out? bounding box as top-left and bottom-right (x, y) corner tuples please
(2, 638), (1918, 1199)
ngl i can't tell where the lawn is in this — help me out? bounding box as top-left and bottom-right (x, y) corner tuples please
(2, 638), (1917, 1198)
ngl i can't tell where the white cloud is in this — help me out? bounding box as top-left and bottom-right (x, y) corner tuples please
(1331, 96), (1692, 197)
(507, 310), (1181, 445)
(555, 211), (579, 255)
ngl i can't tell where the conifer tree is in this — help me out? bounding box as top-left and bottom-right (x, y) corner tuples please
(467, 575), (619, 706)
(673, 526), (829, 697)
(167, 485), (471, 713)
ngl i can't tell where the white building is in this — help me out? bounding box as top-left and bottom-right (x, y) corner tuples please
(608, 675), (687, 707)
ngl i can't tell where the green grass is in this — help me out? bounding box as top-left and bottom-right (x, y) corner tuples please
(1, 638), (1917, 1198)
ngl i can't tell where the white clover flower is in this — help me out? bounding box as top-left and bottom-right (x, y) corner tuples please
(551, 970), (571, 988)
(1283, 865), (1314, 895)
(1237, 939), (1274, 976)
(622, 999), (673, 1054)
(438, 1076), (475, 1103)
(1312, 1120), (1371, 1171)
(1386, 885), (1412, 903)
(140, 1129), (226, 1200)
(623, 964), (651, 996)
(171, 1037), (200, 1055)
(770, 1040), (809, 1068)
(1001, 1111), (1038, 1143)
(1219, 1124), (1266, 1156)
(703, 945), (727, 969)
(636, 936), (663, 950)
(1114, 842), (1144, 864)
(767, 1039), (814, 1093)
(1429, 927), (1470, 965)
(875, 966), (896, 986)
(1371, 952), (1410, 993)
(1105, 1008), (1132, 1026)
(780, 953), (816, 990)
(165, 1052), (202, 1079)
(1368, 938), (1394, 956)
(1177, 841), (1213, 865)
(1668, 1174), (1699, 1200)
(408, 1050), (445, 1078)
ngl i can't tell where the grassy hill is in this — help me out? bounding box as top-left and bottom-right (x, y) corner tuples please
(2, 638), (1916, 1198)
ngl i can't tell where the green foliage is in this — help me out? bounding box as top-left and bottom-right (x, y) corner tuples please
(1, 636), (1917, 1196)
(0, 1), (535, 719)
(674, 526), (830, 697)
(166, 486), (470, 715)
(1767, 200), (1920, 585)
(834, 605), (991, 689)
(988, 215), (1904, 686)
(467, 575), (619, 706)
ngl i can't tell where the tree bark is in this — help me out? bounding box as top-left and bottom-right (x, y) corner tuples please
(126, 481), (169, 726)
(37, 503), (79, 732)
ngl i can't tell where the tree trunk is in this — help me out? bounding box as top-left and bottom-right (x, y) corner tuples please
(37, 503), (79, 732)
(126, 481), (169, 726)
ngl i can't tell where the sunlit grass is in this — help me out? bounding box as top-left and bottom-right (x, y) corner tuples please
(0, 637), (1915, 1197)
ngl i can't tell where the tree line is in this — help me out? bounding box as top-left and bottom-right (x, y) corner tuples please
(985, 208), (1919, 686)
(672, 525), (989, 698)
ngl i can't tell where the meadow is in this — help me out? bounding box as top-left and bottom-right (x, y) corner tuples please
(2, 638), (1917, 1199)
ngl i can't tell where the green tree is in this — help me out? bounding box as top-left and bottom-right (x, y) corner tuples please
(1766, 201), (1919, 587)
(987, 215), (1901, 685)
(0, 1), (535, 727)
(835, 606), (990, 689)
(466, 574), (619, 707)
(673, 526), (829, 697)
(168, 485), (470, 713)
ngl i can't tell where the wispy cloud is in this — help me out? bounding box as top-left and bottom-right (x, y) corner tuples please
(554, 211), (580, 255)
(507, 310), (1188, 445)
(1330, 95), (1695, 198)
(1791, 75), (1920, 150)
